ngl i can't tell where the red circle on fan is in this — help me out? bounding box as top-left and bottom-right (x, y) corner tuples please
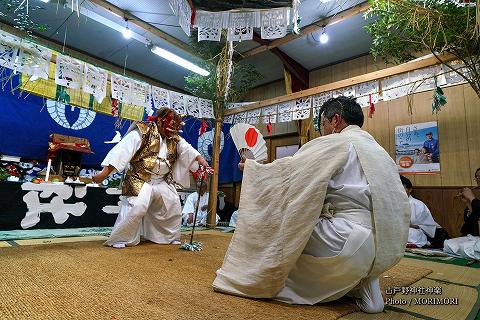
(244, 128), (258, 147)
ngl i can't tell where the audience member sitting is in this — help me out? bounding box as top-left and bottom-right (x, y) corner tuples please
(400, 175), (449, 248)
(458, 168), (480, 236)
(182, 181), (220, 226)
(216, 195), (238, 224)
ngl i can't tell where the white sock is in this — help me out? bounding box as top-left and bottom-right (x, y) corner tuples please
(352, 277), (384, 313)
(112, 242), (126, 249)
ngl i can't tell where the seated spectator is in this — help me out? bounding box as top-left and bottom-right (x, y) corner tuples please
(229, 210), (238, 227)
(216, 192), (238, 224)
(400, 175), (449, 248)
(182, 181), (220, 226)
(458, 168), (480, 236)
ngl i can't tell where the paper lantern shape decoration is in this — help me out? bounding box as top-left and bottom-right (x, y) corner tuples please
(229, 123), (267, 162)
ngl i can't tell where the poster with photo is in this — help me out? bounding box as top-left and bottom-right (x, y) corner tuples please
(395, 121), (440, 174)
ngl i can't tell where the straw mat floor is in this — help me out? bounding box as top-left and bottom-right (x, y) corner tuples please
(0, 233), (432, 320)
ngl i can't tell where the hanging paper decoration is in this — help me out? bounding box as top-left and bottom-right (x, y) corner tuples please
(312, 92), (332, 112)
(381, 74), (411, 101)
(18, 42), (52, 80)
(176, 1), (298, 41)
(223, 114), (235, 124)
(262, 105), (278, 124)
(198, 98), (215, 119)
(0, 39), (19, 70)
(196, 11), (222, 42)
(185, 95), (200, 118)
(227, 12), (255, 42)
(55, 55), (83, 89)
(170, 92), (187, 115)
(130, 79), (151, 108)
(152, 86), (170, 109)
(246, 109), (261, 124)
(261, 8), (289, 39)
(332, 86), (355, 98)
(111, 73), (132, 104)
(443, 62), (468, 85)
(292, 97), (311, 120)
(409, 66), (446, 93)
(178, 0), (192, 36)
(355, 81), (379, 108)
(277, 101), (294, 123)
(83, 64), (108, 103)
(233, 111), (247, 124)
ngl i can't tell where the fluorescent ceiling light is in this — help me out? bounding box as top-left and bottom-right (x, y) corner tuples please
(149, 44), (210, 76)
(122, 26), (132, 39)
(60, 1), (209, 76)
(319, 31), (329, 44)
(40, 0), (50, 2)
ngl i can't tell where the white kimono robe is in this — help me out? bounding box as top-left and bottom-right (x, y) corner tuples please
(275, 144), (383, 312)
(213, 126), (410, 314)
(182, 192), (219, 226)
(407, 196), (439, 248)
(101, 129), (200, 246)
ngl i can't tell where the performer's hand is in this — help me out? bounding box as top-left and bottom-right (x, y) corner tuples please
(460, 187), (475, 203)
(238, 157), (246, 172)
(187, 213), (194, 224)
(92, 171), (107, 184)
(201, 205), (208, 211)
(92, 166), (114, 184)
(196, 155), (210, 170)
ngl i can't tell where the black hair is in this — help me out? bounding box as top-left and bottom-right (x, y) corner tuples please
(317, 96), (364, 129)
(400, 175), (413, 189)
(476, 168), (480, 175)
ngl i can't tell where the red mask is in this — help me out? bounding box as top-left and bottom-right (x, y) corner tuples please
(159, 112), (182, 136)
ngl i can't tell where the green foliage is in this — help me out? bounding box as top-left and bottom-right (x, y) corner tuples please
(366, 0), (480, 97)
(0, 0), (48, 34)
(184, 34), (263, 116)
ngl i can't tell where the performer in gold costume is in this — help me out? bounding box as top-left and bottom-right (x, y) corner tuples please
(93, 107), (211, 248)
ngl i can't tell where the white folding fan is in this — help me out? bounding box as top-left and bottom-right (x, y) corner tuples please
(229, 123), (267, 162)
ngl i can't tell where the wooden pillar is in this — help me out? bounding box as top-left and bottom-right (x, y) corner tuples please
(207, 117), (223, 228)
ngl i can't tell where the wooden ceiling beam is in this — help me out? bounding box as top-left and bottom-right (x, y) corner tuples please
(241, 2), (371, 59)
(252, 32), (309, 89)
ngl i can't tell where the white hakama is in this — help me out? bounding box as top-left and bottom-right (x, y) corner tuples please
(101, 129), (200, 246)
(275, 144), (384, 313)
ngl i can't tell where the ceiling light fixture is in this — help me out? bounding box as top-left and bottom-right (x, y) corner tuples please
(122, 19), (132, 39)
(55, 2), (209, 77)
(40, 0), (50, 3)
(319, 28), (329, 44)
(148, 43), (210, 76)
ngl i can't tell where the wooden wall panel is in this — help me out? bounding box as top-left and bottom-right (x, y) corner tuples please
(464, 85), (480, 184)
(365, 100), (390, 153)
(436, 86), (470, 186)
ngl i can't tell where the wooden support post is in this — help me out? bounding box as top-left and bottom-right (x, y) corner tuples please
(207, 118), (223, 228)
